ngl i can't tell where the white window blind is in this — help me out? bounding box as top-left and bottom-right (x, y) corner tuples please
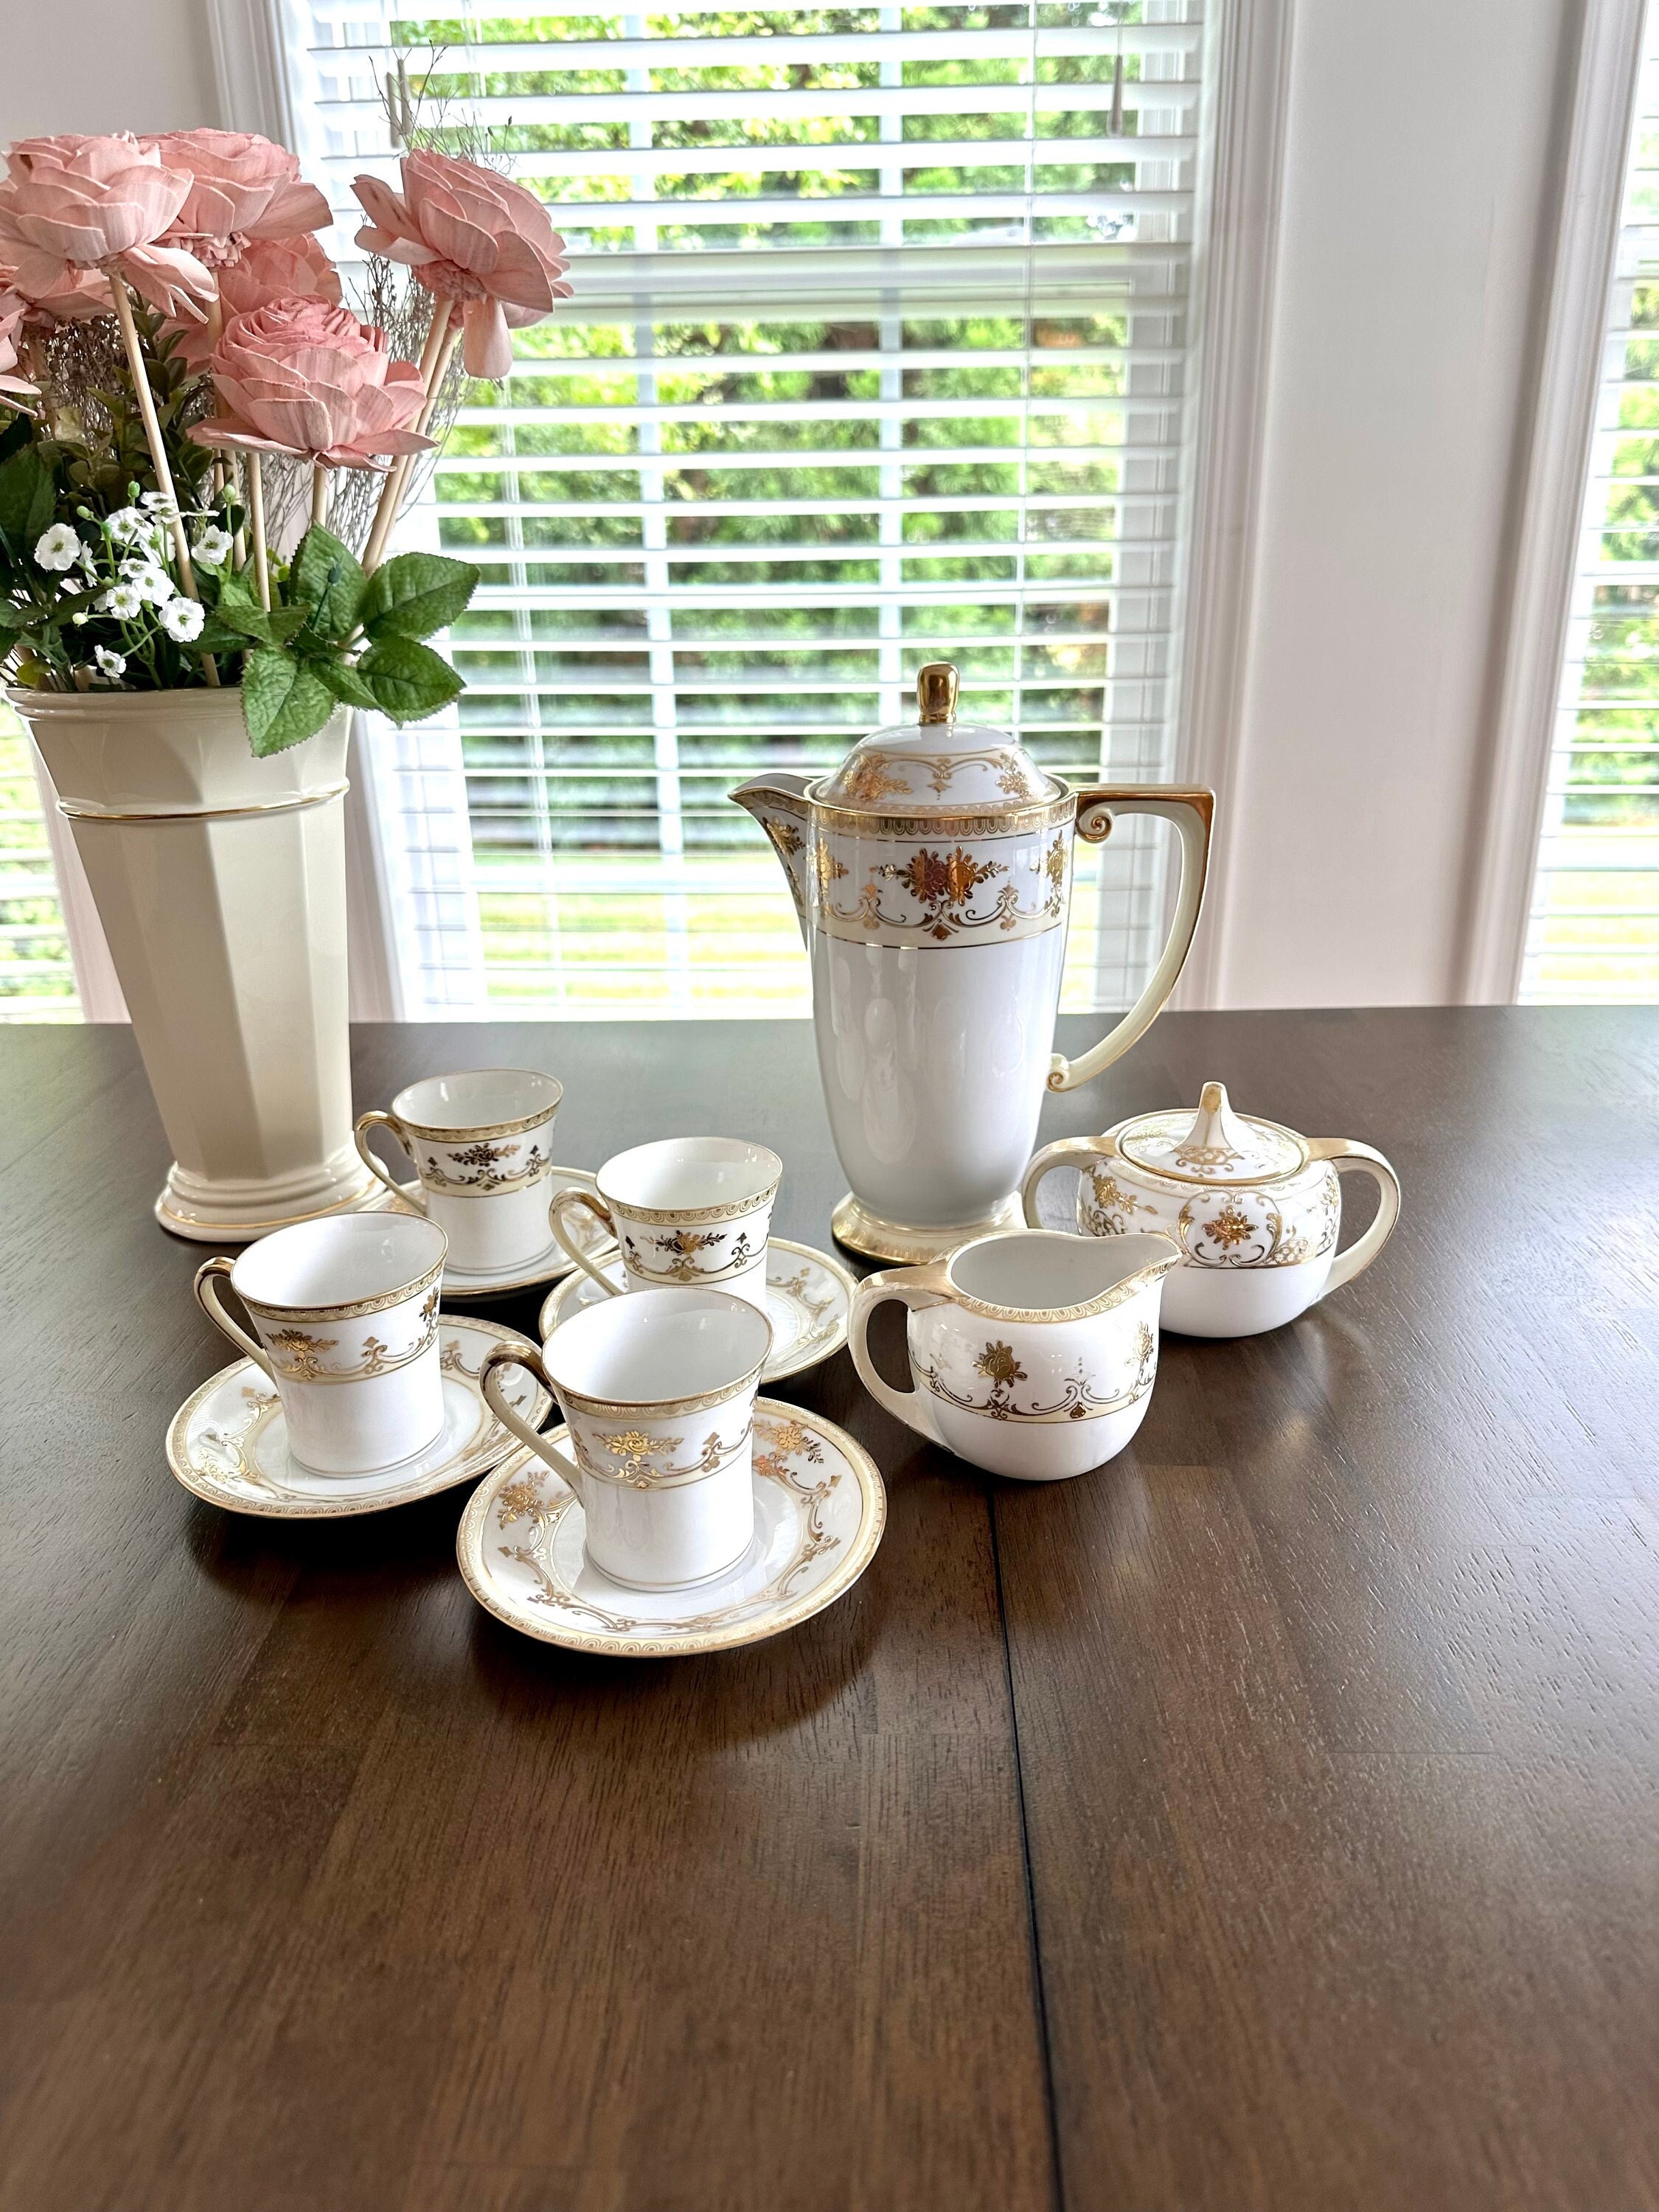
(0, 706), (80, 1021)
(1523, 6), (1659, 1003)
(289, 0), (1208, 1016)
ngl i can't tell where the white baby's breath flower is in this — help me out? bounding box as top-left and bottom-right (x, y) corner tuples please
(94, 646), (125, 679)
(142, 491), (178, 518)
(129, 565), (175, 607)
(98, 582), (143, 619)
(160, 597), (205, 643)
(190, 526), (233, 569)
(35, 523), (83, 571)
(105, 507), (150, 546)
(72, 612), (89, 626)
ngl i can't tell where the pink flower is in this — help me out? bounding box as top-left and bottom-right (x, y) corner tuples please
(0, 288), (34, 397)
(165, 232), (342, 368)
(352, 150), (570, 380)
(188, 297), (434, 469)
(0, 262), (112, 323)
(0, 134), (212, 319)
(143, 130), (330, 265)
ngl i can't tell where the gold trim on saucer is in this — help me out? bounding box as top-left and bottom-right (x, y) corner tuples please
(456, 1399), (886, 1658)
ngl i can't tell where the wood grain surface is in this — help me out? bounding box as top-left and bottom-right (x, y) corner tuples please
(0, 1009), (1655, 2211)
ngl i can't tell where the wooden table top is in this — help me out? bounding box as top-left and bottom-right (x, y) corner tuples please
(2, 1007), (1657, 2212)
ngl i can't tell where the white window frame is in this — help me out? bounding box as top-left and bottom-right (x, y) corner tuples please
(175, 0), (1300, 1023)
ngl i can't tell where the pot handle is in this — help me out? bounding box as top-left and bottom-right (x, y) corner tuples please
(729, 773), (814, 945)
(1049, 787), (1214, 1093)
(849, 1262), (953, 1445)
(1306, 1139), (1401, 1297)
(1020, 1132), (1119, 1226)
(354, 1110), (421, 1206)
(480, 1344), (587, 1500)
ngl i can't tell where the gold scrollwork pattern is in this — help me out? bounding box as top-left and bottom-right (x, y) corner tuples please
(1080, 1169), (1147, 1237)
(921, 1325), (1157, 1423)
(622, 1225), (765, 1284)
(264, 1288), (439, 1384)
(422, 1138), (551, 1194)
(495, 1411), (843, 1631)
(816, 829), (1069, 947)
(574, 1414), (754, 1490)
(1174, 1185), (1340, 1269)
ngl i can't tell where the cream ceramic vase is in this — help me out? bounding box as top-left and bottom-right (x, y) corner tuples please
(12, 687), (380, 1241)
(733, 663), (1215, 1262)
(1021, 1080), (1402, 1338)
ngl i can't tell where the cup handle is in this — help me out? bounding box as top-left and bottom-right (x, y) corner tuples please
(479, 1345), (587, 1500)
(193, 1256), (276, 1382)
(354, 1109), (420, 1206)
(550, 1188), (621, 1295)
(848, 1261), (953, 1446)
(1020, 1133), (1118, 1226)
(1306, 1139), (1401, 1297)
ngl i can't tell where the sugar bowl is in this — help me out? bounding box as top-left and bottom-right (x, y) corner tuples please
(1021, 1081), (1399, 1338)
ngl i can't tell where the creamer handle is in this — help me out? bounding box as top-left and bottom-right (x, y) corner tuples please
(1305, 1139), (1401, 1297)
(730, 773), (815, 946)
(1020, 1132), (1119, 1226)
(1049, 787), (1214, 1092)
(848, 1262), (953, 1445)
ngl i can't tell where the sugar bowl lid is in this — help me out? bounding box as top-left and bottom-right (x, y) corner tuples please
(1111, 1081), (1310, 1187)
(813, 662), (1066, 816)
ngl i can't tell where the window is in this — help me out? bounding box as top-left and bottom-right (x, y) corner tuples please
(0, 706), (80, 1021)
(1523, 8), (1659, 1004)
(301, 0), (1208, 1015)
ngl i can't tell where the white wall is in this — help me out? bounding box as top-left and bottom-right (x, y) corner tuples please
(0, 0), (220, 142)
(1199, 0), (1582, 1006)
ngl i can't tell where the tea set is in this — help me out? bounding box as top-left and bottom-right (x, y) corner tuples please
(166, 665), (1400, 1655)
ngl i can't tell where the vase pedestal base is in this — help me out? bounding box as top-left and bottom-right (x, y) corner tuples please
(155, 1157), (402, 1245)
(830, 1191), (1023, 1267)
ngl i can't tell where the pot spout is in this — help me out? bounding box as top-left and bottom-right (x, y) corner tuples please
(730, 772), (813, 945)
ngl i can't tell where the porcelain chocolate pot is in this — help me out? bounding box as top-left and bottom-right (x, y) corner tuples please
(732, 664), (1214, 1262)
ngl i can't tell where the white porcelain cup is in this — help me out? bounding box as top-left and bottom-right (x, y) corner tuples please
(549, 1136), (780, 1315)
(480, 1287), (773, 1589)
(849, 1228), (1180, 1482)
(354, 1068), (564, 1275)
(194, 1214), (448, 1476)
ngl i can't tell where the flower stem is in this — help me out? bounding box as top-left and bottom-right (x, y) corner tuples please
(247, 451), (271, 613)
(311, 464), (329, 531)
(106, 268), (219, 686)
(362, 295), (453, 574)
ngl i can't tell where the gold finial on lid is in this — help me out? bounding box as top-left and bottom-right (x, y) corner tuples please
(917, 662), (959, 725)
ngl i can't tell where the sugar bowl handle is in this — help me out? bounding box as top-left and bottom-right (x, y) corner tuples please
(1020, 1131), (1119, 1225)
(479, 1344), (587, 1500)
(1306, 1138), (1401, 1296)
(849, 1261), (953, 1445)
(1049, 787), (1214, 1093)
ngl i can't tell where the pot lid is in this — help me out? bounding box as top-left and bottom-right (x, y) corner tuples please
(1113, 1081), (1310, 1186)
(813, 663), (1067, 815)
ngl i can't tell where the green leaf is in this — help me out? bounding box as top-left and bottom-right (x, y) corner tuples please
(290, 526), (366, 641)
(0, 448), (58, 562)
(356, 634), (464, 723)
(194, 620), (251, 656)
(242, 647), (338, 757)
(212, 569), (308, 645)
(314, 657), (380, 712)
(361, 552), (479, 642)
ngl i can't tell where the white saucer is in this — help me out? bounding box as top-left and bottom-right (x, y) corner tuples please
(538, 1237), (855, 1382)
(386, 1166), (616, 1296)
(167, 1315), (552, 1518)
(458, 1398), (886, 1657)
